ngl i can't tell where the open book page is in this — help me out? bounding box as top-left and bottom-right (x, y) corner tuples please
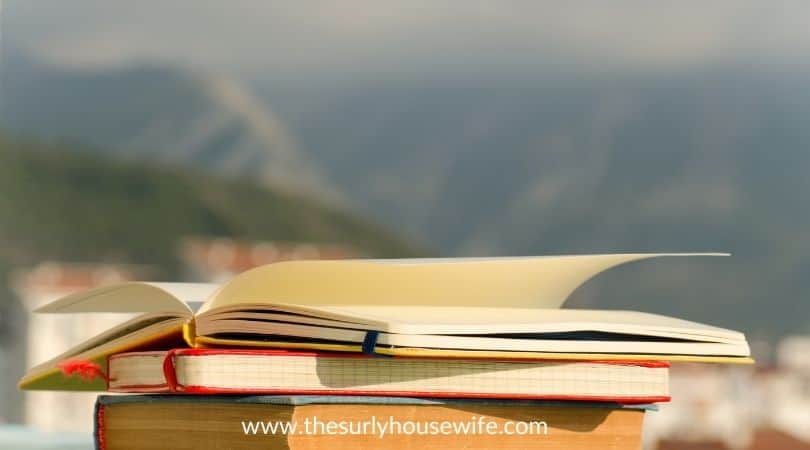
(19, 314), (188, 390)
(195, 334), (753, 364)
(195, 303), (751, 361)
(377, 333), (750, 356)
(35, 282), (220, 314)
(195, 318), (750, 358)
(201, 253), (726, 313)
(23, 283), (217, 391)
(203, 305), (745, 342)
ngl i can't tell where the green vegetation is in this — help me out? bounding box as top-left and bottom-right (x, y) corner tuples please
(0, 133), (421, 281)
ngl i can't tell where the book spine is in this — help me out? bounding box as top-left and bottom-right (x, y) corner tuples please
(105, 354), (111, 391)
(93, 399), (106, 450)
(182, 319), (196, 347)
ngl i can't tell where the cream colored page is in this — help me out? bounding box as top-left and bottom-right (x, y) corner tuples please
(297, 305), (746, 341)
(35, 282), (219, 314)
(195, 319), (749, 356)
(19, 315), (187, 389)
(199, 304), (745, 343)
(201, 253), (727, 313)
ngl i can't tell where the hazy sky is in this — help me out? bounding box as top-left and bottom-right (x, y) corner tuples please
(4, 1), (810, 80)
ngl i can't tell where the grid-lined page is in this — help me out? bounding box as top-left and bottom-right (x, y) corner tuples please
(173, 355), (668, 397)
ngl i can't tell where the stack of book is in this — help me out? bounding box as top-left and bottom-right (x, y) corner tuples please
(19, 254), (752, 449)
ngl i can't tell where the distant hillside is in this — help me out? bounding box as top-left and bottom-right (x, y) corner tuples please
(264, 73), (810, 253)
(5, 49), (810, 342)
(0, 50), (334, 199)
(260, 71), (810, 342)
(0, 134), (420, 278)
(0, 134), (420, 425)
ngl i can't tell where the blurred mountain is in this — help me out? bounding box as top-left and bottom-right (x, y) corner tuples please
(3, 50), (809, 340)
(0, 50), (335, 200)
(0, 134), (419, 425)
(263, 73), (808, 251)
(260, 71), (810, 341)
(0, 133), (419, 275)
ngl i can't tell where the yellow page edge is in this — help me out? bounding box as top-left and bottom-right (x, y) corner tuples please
(193, 337), (754, 364)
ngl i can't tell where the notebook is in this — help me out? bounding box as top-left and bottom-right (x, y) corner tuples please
(95, 395), (654, 450)
(19, 253), (751, 391)
(106, 348), (670, 403)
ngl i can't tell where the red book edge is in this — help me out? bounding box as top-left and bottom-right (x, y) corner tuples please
(95, 403), (106, 450)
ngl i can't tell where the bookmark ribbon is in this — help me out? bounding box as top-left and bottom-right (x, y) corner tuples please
(162, 349), (181, 392)
(58, 359), (109, 382)
(361, 330), (379, 354)
(362, 331), (391, 357)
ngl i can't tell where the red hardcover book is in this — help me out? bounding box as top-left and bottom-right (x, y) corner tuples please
(107, 348), (670, 404)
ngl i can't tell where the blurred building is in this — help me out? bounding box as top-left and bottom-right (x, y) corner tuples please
(656, 429), (810, 450)
(764, 337), (810, 443)
(10, 263), (139, 432)
(644, 365), (757, 449)
(645, 337), (810, 450)
(6, 238), (358, 431)
(179, 237), (357, 282)
(777, 336), (810, 375)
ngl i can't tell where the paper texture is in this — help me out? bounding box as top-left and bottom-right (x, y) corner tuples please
(229, 305), (744, 340)
(201, 254), (725, 313)
(34, 282), (219, 314)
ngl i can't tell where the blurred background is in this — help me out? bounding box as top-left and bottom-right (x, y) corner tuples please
(1, 1), (809, 449)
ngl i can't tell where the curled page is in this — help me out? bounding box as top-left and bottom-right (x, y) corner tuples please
(201, 253), (728, 312)
(35, 282), (220, 314)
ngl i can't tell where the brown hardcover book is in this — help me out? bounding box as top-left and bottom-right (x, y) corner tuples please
(95, 395), (649, 450)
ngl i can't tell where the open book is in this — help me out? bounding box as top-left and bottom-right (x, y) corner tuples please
(19, 253), (751, 391)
